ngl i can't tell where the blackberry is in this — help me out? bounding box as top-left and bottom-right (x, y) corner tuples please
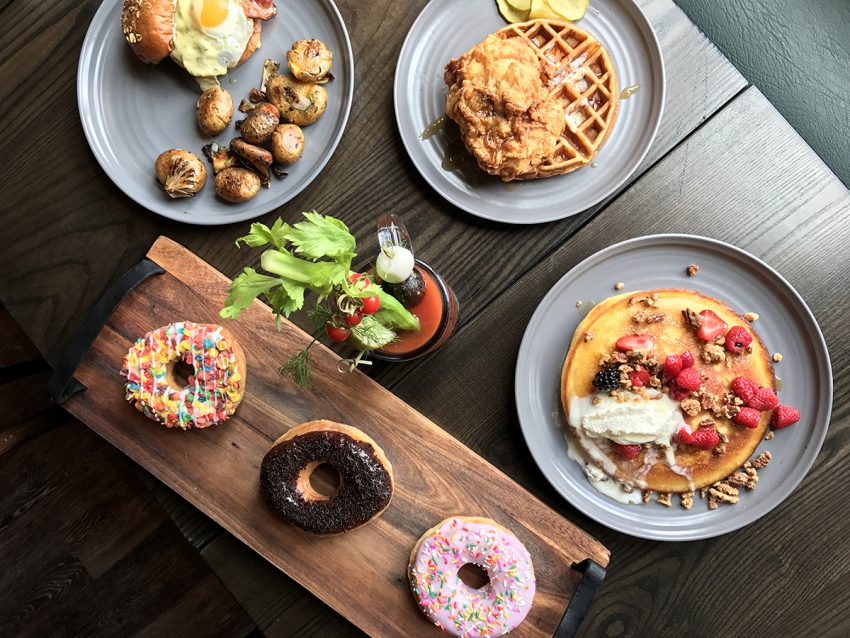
(592, 367), (621, 392)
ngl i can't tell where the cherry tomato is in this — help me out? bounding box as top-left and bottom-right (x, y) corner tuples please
(326, 323), (350, 342)
(360, 295), (381, 315)
(343, 311), (363, 327)
(349, 273), (371, 291)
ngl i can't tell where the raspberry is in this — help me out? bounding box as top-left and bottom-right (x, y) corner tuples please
(690, 428), (720, 450)
(733, 407), (761, 429)
(674, 427), (694, 445)
(612, 443), (641, 459)
(668, 384), (692, 401)
(680, 350), (695, 368)
(663, 355), (682, 381)
(675, 367), (702, 391)
(730, 376), (757, 403)
(772, 405), (800, 429)
(748, 387), (779, 411)
(629, 367), (650, 387)
(725, 326), (753, 354)
(593, 367), (621, 392)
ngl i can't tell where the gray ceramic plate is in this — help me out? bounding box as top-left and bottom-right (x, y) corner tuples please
(78, 0), (353, 225)
(515, 235), (832, 540)
(394, 0), (664, 224)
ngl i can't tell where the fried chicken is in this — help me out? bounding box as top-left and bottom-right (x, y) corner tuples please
(444, 36), (566, 181)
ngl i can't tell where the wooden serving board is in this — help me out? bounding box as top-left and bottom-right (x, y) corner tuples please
(60, 237), (609, 637)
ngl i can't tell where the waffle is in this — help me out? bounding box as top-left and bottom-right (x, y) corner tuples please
(496, 19), (619, 179)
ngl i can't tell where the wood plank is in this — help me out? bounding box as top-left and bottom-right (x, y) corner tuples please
(388, 87), (850, 636)
(63, 237), (608, 638)
(0, 420), (254, 637)
(0, 0), (744, 372)
(0, 310), (42, 369)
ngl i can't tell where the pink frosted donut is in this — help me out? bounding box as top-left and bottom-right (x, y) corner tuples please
(409, 516), (536, 637)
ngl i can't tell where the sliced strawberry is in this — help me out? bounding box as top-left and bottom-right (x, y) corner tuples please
(771, 405), (800, 429)
(748, 387), (779, 411)
(696, 309), (729, 341)
(733, 407), (761, 429)
(663, 354), (682, 381)
(628, 367), (651, 387)
(615, 334), (655, 352)
(690, 428), (720, 450)
(612, 443), (641, 459)
(680, 350), (695, 368)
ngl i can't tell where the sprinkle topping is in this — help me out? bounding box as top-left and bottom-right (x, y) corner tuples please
(121, 322), (243, 429)
(409, 517), (536, 637)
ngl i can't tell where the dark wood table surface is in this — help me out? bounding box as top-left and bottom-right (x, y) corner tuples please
(2, 0), (850, 636)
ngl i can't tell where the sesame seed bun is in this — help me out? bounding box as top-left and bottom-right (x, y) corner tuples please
(121, 0), (177, 64)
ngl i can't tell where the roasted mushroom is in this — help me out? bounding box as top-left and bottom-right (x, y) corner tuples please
(266, 74), (327, 126)
(215, 167), (261, 203)
(196, 87), (233, 136)
(237, 102), (280, 145)
(154, 149), (206, 198)
(287, 39), (333, 83)
(230, 138), (273, 187)
(270, 124), (305, 165)
(202, 142), (238, 174)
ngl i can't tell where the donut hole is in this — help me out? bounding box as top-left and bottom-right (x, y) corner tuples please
(458, 563), (490, 590)
(306, 462), (342, 499)
(171, 360), (195, 388)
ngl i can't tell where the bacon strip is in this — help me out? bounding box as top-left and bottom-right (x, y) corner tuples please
(241, 0), (277, 21)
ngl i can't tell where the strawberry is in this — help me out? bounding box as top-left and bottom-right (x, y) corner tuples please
(663, 354), (682, 381)
(696, 309), (729, 341)
(675, 367), (703, 391)
(748, 387), (779, 411)
(628, 367), (650, 387)
(674, 427), (694, 445)
(668, 383), (692, 401)
(615, 334), (655, 353)
(733, 406), (761, 429)
(731, 376), (758, 403)
(612, 443), (641, 459)
(690, 428), (720, 450)
(680, 350), (695, 368)
(771, 405), (800, 429)
(725, 326), (753, 354)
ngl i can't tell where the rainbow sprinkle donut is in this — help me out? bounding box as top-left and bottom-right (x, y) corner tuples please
(409, 516), (536, 637)
(121, 322), (246, 429)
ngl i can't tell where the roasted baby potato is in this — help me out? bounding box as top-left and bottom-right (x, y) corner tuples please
(154, 149), (206, 198)
(287, 39), (333, 83)
(266, 74), (327, 126)
(196, 87), (233, 136)
(270, 124), (305, 165)
(231, 138), (273, 186)
(237, 102), (280, 145)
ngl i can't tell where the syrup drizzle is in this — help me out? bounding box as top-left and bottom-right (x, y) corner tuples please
(620, 84), (641, 100)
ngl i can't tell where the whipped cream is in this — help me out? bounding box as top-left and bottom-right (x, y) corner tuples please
(569, 391), (682, 445)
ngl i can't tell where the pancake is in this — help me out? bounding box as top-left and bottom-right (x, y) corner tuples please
(562, 288), (774, 494)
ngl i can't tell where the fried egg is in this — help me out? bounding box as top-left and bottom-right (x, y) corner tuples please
(171, 0), (254, 78)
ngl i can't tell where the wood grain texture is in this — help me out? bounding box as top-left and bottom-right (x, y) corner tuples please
(0, 423), (255, 638)
(63, 237), (609, 638)
(0, 0), (744, 374)
(389, 87), (850, 638)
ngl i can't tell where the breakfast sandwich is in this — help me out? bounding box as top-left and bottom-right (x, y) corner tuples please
(121, 0), (277, 87)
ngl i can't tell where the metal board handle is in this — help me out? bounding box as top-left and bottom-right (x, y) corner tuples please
(553, 558), (607, 638)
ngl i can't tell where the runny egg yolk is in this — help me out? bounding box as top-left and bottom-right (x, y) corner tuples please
(200, 0), (228, 28)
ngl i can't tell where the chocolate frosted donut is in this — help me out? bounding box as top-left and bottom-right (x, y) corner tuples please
(260, 420), (394, 535)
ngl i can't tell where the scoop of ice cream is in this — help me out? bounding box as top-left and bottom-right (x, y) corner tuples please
(569, 392), (684, 445)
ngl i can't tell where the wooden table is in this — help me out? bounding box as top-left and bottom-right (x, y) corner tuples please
(2, 0), (849, 636)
